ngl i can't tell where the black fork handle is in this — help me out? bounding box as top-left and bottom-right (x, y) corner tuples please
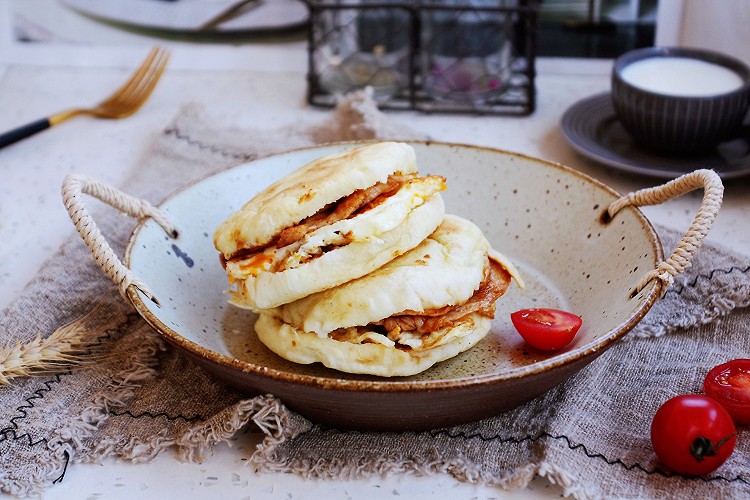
(0, 118), (51, 149)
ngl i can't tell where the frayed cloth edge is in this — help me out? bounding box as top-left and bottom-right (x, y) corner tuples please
(77, 394), (305, 466)
(0, 453), (64, 499)
(55, 324), (166, 463)
(627, 282), (750, 340)
(0, 315), (164, 498)
(539, 461), (599, 500)
(248, 428), (538, 491)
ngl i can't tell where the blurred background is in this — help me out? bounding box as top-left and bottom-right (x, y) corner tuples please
(4, 0), (749, 64)
(537, 0), (657, 57)
(538, 0), (750, 64)
(9, 0), (659, 58)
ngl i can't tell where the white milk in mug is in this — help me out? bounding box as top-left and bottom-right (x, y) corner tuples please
(620, 57), (744, 97)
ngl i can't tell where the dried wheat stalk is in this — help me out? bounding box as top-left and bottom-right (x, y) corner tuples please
(0, 306), (108, 385)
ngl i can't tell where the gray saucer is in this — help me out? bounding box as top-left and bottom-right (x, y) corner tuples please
(561, 92), (750, 179)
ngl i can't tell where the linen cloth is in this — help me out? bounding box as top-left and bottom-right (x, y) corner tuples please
(2, 91), (749, 498)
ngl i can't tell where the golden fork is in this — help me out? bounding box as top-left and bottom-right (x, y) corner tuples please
(0, 47), (170, 149)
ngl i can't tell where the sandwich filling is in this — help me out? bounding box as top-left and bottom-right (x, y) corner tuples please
(252, 214), (522, 376)
(327, 257), (512, 352)
(223, 173), (446, 283)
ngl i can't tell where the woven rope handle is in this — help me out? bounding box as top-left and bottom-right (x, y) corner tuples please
(606, 169), (724, 297)
(62, 173), (177, 305)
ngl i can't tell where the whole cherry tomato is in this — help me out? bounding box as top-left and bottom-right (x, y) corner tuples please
(510, 308), (582, 351)
(703, 359), (750, 426)
(651, 394), (736, 476)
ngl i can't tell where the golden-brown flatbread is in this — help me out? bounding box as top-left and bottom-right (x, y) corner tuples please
(214, 142), (446, 309)
(214, 141), (418, 257)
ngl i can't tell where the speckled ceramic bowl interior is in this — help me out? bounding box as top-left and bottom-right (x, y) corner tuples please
(125, 141), (663, 430)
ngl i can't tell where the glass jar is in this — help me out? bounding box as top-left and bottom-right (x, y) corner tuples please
(314, 0), (410, 100)
(422, 0), (515, 103)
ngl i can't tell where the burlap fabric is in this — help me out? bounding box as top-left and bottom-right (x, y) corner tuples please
(2, 92), (749, 498)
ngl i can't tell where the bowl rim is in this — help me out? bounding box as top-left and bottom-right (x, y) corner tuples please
(612, 46), (750, 100)
(124, 140), (665, 394)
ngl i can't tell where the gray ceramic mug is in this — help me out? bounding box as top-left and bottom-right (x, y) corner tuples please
(611, 47), (750, 156)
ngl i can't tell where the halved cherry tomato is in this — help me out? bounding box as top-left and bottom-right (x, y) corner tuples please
(651, 394), (736, 476)
(510, 308), (582, 351)
(703, 359), (750, 426)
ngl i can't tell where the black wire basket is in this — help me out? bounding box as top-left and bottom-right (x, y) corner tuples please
(305, 0), (539, 115)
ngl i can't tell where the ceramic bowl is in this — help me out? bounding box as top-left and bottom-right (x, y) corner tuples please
(124, 141), (664, 431)
(611, 46), (750, 155)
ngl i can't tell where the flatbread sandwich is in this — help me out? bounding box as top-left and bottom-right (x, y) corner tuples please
(214, 142), (446, 309)
(255, 215), (523, 377)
